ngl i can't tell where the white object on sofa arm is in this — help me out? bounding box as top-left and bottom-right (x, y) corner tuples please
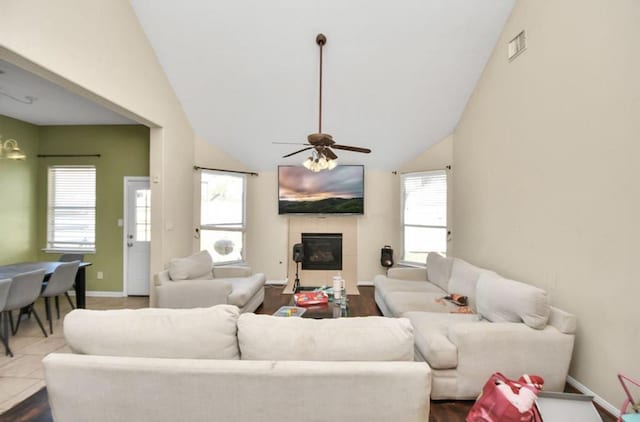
(43, 354), (431, 422)
(447, 321), (575, 396)
(387, 267), (428, 281)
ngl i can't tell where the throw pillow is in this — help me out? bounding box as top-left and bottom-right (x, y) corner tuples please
(476, 273), (550, 329)
(168, 250), (214, 281)
(426, 252), (454, 291)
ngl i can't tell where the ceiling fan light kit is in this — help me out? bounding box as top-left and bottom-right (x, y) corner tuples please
(279, 33), (371, 172)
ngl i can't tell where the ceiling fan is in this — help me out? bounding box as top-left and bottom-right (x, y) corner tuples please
(277, 33), (371, 171)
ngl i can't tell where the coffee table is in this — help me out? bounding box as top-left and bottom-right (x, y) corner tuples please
(258, 285), (382, 318)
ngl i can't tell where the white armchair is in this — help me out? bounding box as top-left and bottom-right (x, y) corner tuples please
(153, 251), (266, 312)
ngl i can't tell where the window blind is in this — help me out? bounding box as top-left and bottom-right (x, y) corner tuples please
(47, 166), (96, 250)
(402, 170), (447, 227)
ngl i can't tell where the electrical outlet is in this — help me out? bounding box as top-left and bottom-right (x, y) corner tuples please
(97, 271), (104, 280)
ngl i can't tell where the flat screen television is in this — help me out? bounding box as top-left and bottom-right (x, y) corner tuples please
(278, 165), (364, 215)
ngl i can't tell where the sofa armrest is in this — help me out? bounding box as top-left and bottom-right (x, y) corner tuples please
(387, 267), (428, 281)
(447, 322), (575, 397)
(154, 270), (171, 286)
(213, 266), (252, 278)
(155, 279), (233, 309)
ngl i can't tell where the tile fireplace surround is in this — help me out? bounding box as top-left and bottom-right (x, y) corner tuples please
(286, 216), (358, 294)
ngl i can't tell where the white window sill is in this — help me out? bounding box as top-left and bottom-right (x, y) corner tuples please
(42, 249), (96, 254)
(397, 261), (427, 268)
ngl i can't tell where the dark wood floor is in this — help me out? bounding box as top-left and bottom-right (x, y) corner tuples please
(2, 285), (615, 422)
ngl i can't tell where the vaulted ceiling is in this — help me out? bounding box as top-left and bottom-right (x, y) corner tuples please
(1, 2), (515, 169)
(130, 0), (515, 170)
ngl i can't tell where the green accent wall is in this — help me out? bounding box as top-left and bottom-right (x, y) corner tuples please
(0, 115), (39, 265)
(36, 125), (149, 292)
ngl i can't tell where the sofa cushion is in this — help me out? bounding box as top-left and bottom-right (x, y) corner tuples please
(448, 258), (496, 311)
(404, 312), (481, 369)
(374, 276), (446, 303)
(476, 273), (550, 329)
(426, 252), (454, 292)
(64, 305), (240, 359)
(212, 265), (252, 278)
(168, 250), (214, 281)
(237, 314), (414, 361)
(226, 274), (265, 308)
(385, 292), (455, 317)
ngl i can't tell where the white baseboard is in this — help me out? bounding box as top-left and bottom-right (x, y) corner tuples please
(567, 375), (619, 417)
(68, 291), (126, 298)
(266, 280), (287, 286)
(357, 280), (374, 286)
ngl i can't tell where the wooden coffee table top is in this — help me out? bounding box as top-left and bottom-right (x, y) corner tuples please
(257, 285), (382, 318)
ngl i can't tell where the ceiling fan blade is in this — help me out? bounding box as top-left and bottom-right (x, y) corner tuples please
(332, 144), (372, 154)
(282, 146), (313, 158)
(323, 148), (338, 160)
(273, 142), (310, 146)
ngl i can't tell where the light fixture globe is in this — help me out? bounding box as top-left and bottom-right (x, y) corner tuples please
(213, 239), (235, 256)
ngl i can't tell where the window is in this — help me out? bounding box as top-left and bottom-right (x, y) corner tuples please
(199, 171), (246, 264)
(47, 166), (96, 251)
(134, 189), (151, 242)
(401, 170), (447, 264)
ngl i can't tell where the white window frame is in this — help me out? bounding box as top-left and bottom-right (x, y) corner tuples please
(199, 170), (247, 265)
(400, 170), (448, 265)
(45, 165), (96, 253)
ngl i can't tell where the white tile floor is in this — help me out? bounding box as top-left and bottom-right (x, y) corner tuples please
(0, 295), (148, 413)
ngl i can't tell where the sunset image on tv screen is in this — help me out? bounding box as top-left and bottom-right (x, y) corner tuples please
(278, 165), (364, 214)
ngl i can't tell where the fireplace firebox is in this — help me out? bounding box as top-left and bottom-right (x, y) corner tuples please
(301, 233), (342, 271)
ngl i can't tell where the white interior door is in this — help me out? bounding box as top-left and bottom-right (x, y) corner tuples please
(125, 178), (151, 296)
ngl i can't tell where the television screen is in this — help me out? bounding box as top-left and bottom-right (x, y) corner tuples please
(278, 165), (364, 215)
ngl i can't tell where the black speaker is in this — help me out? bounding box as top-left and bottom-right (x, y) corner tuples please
(293, 243), (304, 263)
(380, 245), (394, 268)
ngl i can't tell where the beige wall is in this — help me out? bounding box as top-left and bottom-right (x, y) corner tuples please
(453, 0), (639, 407)
(401, 135), (453, 174)
(238, 169), (398, 284)
(0, 0), (196, 295)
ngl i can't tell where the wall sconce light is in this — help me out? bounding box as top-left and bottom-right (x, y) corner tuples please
(0, 136), (27, 160)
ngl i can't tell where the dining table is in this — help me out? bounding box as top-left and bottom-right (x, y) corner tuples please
(0, 261), (92, 308)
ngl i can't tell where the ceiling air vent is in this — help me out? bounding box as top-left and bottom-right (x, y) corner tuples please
(508, 30), (526, 61)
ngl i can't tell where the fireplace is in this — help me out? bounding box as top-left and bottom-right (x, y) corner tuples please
(301, 233), (342, 271)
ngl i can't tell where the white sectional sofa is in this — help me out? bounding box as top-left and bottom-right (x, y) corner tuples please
(374, 253), (576, 400)
(153, 250), (266, 312)
(43, 305), (432, 422)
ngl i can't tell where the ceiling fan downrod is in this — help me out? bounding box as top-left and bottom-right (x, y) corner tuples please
(316, 33), (326, 135)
